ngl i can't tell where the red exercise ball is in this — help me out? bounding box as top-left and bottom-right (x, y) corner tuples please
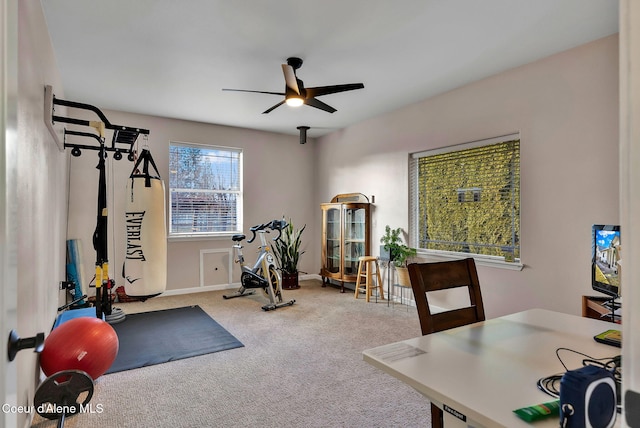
(40, 317), (119, 380)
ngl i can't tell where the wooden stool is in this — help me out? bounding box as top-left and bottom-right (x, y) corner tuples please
(354, 256), (384, 302)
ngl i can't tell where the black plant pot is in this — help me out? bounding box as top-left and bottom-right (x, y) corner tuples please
(282, 272), (300, 290)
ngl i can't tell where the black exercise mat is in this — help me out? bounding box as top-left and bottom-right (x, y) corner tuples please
(106, 305), (243, 374)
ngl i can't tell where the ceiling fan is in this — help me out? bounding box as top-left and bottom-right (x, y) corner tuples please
(222, 57), (364, 114)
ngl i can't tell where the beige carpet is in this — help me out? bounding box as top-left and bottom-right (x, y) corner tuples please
(31, 279), (432, 428)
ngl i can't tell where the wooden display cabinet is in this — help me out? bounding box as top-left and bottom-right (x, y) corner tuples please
(321, 193), (371, 292)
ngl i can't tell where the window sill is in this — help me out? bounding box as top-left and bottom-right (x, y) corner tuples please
(168, 233), (238, 243)
(415, 249), (524, 271)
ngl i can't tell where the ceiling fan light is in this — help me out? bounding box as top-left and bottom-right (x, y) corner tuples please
(286, 97), (304, 107)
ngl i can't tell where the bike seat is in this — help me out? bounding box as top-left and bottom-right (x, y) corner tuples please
(231, 234), (245, 242)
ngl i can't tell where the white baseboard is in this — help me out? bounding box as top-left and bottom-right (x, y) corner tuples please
(159, 274), (321, 297)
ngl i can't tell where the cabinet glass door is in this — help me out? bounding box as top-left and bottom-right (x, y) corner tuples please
(343, 206), (366, 276)
(325, 207), (341, 273)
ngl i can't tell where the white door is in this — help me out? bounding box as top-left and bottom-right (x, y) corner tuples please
(620, 1), (640, 427)
(1, 0), (19, 427)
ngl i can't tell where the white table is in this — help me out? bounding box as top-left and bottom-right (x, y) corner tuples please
(363, 309), (622, 427)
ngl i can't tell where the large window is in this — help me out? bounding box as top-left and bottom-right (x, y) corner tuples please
(169, 142), (242, 237)
(410, 134), (520, 264)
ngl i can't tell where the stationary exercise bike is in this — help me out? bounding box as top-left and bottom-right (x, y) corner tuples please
(223, 219), (296, 311)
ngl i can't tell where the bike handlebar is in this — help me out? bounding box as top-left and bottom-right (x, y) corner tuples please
(246, 219), (289, 243)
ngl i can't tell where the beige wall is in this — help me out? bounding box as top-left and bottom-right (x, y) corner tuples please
(16, 1), (68, 427)
(65, 111), (317, 293)
(65, 35), (620, 319)
(316, 35), (619, 318)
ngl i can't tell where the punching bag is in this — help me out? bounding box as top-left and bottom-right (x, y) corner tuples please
(123, 149), (167, 297)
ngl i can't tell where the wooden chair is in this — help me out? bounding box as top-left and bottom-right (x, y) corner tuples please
(407, 257), (485, 428)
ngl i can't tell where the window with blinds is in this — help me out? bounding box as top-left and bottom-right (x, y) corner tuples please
(409, 135), (520, 262)
(169, 142), (242, 236)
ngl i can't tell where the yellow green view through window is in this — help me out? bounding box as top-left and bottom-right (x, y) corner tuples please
(410, 136), (520, 262)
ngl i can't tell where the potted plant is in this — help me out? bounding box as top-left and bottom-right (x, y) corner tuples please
(380, 225), (417, 286)
(273, 219), (306, 290)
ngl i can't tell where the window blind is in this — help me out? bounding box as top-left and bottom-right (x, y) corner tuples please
(169, 142), (243, 236)
(410, 135), (520, 262)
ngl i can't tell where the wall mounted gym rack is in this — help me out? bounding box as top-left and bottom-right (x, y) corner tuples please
(44, 85), (149, 159)
(43, 85), (151, 319)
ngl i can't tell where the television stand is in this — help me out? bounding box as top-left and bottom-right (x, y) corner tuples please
(582, 295), (621, 323)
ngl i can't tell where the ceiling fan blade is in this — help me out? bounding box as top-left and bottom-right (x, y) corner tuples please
(222, 88), (285, 96)
(306, 83), (364, 98)
(281, 64), (300, 94)
(304, 97), (336, 113)
(262, 100), (286, 114)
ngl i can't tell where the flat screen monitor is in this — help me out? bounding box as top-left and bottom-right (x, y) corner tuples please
(591, 224), (621, 298)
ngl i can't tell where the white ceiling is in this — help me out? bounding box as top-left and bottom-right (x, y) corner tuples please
(41, 0), (619, 139)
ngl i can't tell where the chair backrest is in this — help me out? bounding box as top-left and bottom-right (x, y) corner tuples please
(407, 258), (485, 335)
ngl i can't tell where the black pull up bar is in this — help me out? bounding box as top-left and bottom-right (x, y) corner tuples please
(51, 96), (150, 158)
